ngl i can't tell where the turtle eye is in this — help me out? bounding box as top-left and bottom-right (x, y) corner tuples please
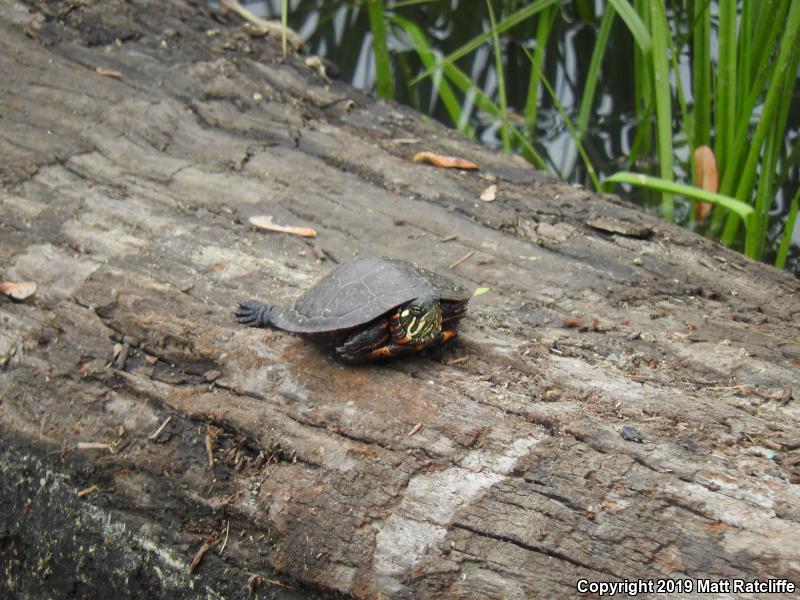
(410, 305), (424, 316)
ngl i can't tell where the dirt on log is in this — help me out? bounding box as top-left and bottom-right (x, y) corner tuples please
(1, 1), (800, 598)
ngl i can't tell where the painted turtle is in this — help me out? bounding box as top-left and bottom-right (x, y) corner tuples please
(235, 256), (471, 362)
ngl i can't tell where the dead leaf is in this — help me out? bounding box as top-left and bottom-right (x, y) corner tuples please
(480, 184), (497, 202)
(412, 151), (478, 170)
(249, 215), (317, 238)
(0, 281), (37, 300)
(562, 316), (583, 328)
(693, 145), (717, 221)
(190, 542), (211, 573)
(95, 67), (125, 79)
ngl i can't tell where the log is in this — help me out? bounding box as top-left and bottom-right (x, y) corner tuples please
(1, 0), (799, 597)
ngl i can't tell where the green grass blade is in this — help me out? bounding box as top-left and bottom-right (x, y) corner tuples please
(775, 188), (799, 269)
(649, 0), (673, 220)
(486, 0), (510, 153)
(691, 0), (710, 148)
(608, 0), (652, 54)
(367, 0), (393, 99)
(392, 15), (468, 134)
(603, 172), (754, 222)
(715, 0), (738, 177)
(751, 74), (793, 258)
(523, 48), (598, 189)
(719, 0), (800, 246)
(409, 0), (560, 86)
(576, 6), (615, 138)
(523, 5), (558, 132)
(718, 0), (788, 197)
(281, 0), (288, 57)
(414, 42), (548, 169)
(632, 0), (652, 163)
(736, 0), (752, 113)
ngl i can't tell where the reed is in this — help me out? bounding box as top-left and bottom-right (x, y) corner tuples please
(289, 0), (799, 270)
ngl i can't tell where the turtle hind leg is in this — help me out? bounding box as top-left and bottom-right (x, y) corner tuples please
(335, 321), (390, 363)
(235, 300), (276, 328)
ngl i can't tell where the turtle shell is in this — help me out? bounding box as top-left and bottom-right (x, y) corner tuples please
(269, 256), (470, 334)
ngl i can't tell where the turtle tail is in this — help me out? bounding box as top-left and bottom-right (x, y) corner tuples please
(235, 300), (277, 328)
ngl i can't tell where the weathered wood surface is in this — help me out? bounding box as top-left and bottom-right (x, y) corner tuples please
(2, 1), (799, 598)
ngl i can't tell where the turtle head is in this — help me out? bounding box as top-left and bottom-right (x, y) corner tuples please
(392, 297), (442, 345)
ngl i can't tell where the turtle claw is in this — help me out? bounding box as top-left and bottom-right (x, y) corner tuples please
(235, 300), (274, 328)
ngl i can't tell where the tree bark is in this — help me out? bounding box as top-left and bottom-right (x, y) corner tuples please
(1, 1), (799, 598)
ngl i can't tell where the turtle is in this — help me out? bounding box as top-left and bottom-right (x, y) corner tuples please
(235, 256), (471, 363)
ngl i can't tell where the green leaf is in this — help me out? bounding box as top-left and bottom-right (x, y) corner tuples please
(775, 188), (799, 269)
(603, 172), (754, 223)
(649, 0), (674, 221)
(367, 0), (393, 99)
(409, 0), (561, 86)
(608, 0), (652, 54)
(473, 287), (491, 297)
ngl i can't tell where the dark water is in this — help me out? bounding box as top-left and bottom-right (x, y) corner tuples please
(240, 0), (799, 274)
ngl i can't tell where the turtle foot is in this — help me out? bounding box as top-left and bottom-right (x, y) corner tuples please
(235, 300), (275, 328)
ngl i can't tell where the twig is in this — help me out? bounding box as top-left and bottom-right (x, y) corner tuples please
(77, 442), (114, 453)
(77, 485), (98, 497)
(148, 416), (172, 441)
(407, 422), (423, 437)
(219, 520), (230, 556)
(205, 426), (219, 469)
(448, 251), (474, 270)
(218, 0), (303, 48)
(445, 356), (469, 366)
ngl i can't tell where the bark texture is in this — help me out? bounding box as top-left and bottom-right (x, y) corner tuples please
(1, 1), (799, 598)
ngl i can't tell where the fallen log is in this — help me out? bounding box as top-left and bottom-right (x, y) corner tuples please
(1, 0), (799, 598)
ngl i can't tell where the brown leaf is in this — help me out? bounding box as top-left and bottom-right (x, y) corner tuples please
(562, 316), (583, 328)
(412, 151), (478, 170)
(693, 145), (717, 221)
(0, 281), (37, 300)
(249, 215), (317, 238)
(95, 67), (125, 79)
(480, 184), (497, 202)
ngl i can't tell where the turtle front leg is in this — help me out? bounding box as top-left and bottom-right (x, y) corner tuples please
(365, 329), (457, 361)
(335, 320), (390, 363)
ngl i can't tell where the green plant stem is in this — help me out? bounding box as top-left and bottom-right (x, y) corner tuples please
(486, 0), (511, 153)
(524, 48), (598, 189)
(609, 0), (653, 53)
(691, 0), (710, 149)
(719, 0), (800, 248)
(367, 0), (394, 99)
(716, 0), (737, 177)
(523, 5), (558, 133)
(775, 188), (799, 269)
(409, 0), (560, 86)
(393, 15), (470, 135)
(281, 0), (288, 57)
(576, 6), (615, 139)
(649, 0), (673, 220)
